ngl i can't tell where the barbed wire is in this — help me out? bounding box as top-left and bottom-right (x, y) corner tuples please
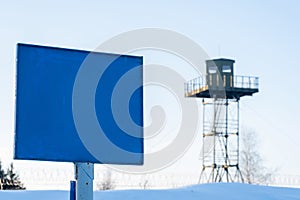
(17, 167), (300, 190)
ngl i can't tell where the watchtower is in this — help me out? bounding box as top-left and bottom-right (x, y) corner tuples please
(185, 58), (259, 183)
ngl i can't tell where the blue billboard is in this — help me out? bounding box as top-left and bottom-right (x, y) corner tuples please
(15, 44), (143, 164)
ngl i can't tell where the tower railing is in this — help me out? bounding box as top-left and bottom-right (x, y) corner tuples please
(233, 75), (259, 89)
(184, 75), (259, 97)
(184, 76), (206, 96)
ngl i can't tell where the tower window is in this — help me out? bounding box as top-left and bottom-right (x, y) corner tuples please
(208, 66), (218, 74)
(222, 65), (231, 73)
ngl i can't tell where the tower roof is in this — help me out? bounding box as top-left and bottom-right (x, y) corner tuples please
(207, 58), (235, 63)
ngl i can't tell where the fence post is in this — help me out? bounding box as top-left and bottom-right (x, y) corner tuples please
(70, 180), (76, 200)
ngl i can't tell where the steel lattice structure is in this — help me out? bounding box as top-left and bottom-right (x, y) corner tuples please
(185, 58), (259, 183)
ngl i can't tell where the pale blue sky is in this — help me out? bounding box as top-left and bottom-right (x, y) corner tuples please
(0, 0), (300, 188)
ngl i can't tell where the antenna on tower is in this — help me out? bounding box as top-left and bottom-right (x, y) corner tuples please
(218, 44), (221, 57)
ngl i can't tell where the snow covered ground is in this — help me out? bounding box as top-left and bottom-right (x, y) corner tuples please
(0, 183), (300, 200)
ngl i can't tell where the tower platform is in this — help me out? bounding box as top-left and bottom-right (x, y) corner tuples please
(185, 75), (259, 99)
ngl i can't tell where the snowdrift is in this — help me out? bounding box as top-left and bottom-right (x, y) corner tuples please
(0, 183), (299, 200)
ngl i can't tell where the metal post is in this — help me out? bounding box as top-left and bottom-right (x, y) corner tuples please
(236, 100), (244, 182)
(212, 97), (216, 182)
(225, 99), (229, 182)
(199, 98), (206, 184)
(70, 181), (76, 200)
(75, 163), (94, 200)
(202, 99), (205, 166)
(237, 100), (240, 166)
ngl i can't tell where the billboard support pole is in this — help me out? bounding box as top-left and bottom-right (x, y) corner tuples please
(75, 162), (94, 200)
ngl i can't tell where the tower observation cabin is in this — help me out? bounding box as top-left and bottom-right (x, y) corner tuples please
(185, 58), (259, 183)
(185, 58), (258, 99)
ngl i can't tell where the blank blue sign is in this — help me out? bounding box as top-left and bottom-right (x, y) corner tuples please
(15, 44), (143, 164)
